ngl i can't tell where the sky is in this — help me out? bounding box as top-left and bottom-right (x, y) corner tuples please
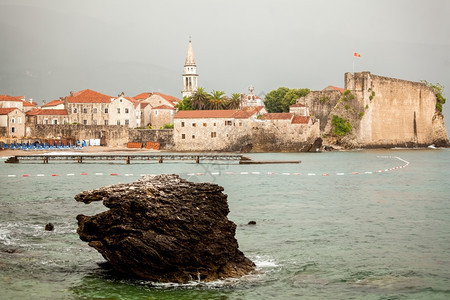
(1, 0), (449, 131)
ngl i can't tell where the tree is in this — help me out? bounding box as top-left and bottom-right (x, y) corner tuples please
(190, 87), (210, 110)
(209, 90), (226, 110)
(264, 87), (290, 113)
(176, 96), (193, 111)
(226, 93), (242, 109)
(280, 88), (310, 112)
(421, 80), (446, 113)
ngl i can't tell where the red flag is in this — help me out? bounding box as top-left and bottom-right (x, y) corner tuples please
(354, 52), (361, 58)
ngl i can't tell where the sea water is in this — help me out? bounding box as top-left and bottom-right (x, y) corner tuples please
(0, 150), (449, 299)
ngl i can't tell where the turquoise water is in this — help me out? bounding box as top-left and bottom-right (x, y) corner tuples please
(0, 150), (449, 299)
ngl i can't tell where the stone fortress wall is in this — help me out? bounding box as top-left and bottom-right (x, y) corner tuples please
(345, 72), (448, 147)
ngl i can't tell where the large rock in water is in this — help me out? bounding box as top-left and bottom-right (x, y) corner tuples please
(75, 174), (255, 283)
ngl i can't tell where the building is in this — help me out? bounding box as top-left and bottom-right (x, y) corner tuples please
(181, 39), (198, 98)
(138, 92), (180, 127)
(65, 89), (112, 125)
(242, 86), (264, 107)
(109, 93), (140, 128)
(0, 107), (26, 138)
(26, 108), (69, 125)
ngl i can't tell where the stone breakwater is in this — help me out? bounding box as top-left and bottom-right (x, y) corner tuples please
(75, 174), (255, 283)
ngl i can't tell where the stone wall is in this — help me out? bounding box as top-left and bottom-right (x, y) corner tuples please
(28, 124), (129, 147)
(343, 72), (449, 147)
(250, 119), (320, 152)
(128, 129), (174, 149)
(297, 90), (342, 131)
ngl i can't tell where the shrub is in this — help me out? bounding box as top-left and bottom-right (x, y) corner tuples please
(345, 105), (350, 110)
(163, 123), (174, 129)
(344, 90), (351, 96)
(332, 115), (352, 136)
(359, 111), (365, 119)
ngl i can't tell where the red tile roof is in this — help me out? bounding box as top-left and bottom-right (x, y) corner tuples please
(134, 92), (151, 100)
(42, 99), (64, 107)
(325, 86), (345, 93)
(66, 89), (112, 103)
(260, 113), (294, 120)
(153, 105), (176, 110)
(0, 108), (17, 115)
(291, 116), (311, 124)
(152, 92), (180, 105)
(175, 110), (237, 119)
(0, 95), (22, 102)
(27, 109), (68, 116)
(22, 101), (37, 107)
(290, 103), (308, 108)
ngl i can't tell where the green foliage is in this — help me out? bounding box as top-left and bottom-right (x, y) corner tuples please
(359, 111), (365, 119)
(369, 95), (373, 100)
(163, 123), (174, 129)
(176, 96), (193, 111)
(345, 105), (350, 110)
(344, 90), (351, 96)
(319, 96), (329, 103)
(332, 115), (352, 136)
(349, 94), (355, 100)
(264, 87), (310, 113)
(264, 87), (290, 113)
(365, 104), (369, 109)
(421, 80), (446, 112)
(146, 124), (153, 129)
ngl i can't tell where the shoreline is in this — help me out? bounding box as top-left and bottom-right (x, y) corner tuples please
(1, 145), (445, 159)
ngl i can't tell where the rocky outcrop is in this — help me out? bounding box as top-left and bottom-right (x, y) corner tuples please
(75, 174), (255, 283)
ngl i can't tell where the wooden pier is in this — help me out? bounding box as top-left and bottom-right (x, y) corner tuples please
(4, 153), (301, 164)
(4, 153), (244, 164)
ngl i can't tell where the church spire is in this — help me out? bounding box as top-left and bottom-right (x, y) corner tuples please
(184, 39), (196, 66)
(182, 39), (198, 98)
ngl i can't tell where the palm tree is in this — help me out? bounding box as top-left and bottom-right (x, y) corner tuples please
(190, 87), (209, 110)
(227, 93), (242, 109)
(209, 90), (226, 110)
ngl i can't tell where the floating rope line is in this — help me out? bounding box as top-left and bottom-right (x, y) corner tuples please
(3, 156), (409, 179)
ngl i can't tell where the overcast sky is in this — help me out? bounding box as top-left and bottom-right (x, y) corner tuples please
(1, 0), (449, 130)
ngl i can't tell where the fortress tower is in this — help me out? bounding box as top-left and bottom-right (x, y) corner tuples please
(182, 39), (198, 98)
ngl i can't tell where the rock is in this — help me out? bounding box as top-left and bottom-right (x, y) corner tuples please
(44, 223), (54, 231)
(75, 174), (255, 283)
(247, 221), (256, 225)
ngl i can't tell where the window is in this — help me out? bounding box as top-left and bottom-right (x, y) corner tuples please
(192, 123), (196, 127)
(225, 120), (232, 126)
(192, 135), (195, 139)
(18, 117), (22, 124)
(117, 108), (120, 114)
(214, 123), (216, 126)
(203, 123), (207, 127)
(83, 108), (88, 114)
(93, 108), (98, 114)
(73, 108), (78, 113)
(93, 120), (97, 125)
(154, 110), (158, 116)
(53, 119), (58, 124)
(239, 122), (242, 126)
(211, 132), (216, 138)
(11, 117), (15, 124)
(104, 120), (108, 125)
(44, 119), (49, 124)
(117, 120), (121, 125)
(125, 108), (129, 114)
(83, 120), (88, 125)
(125, 119), (129, 125)
(11, 127), (15, 133)
(181, 122), (185, 127)
(104, 108), (108, 113)
(182, 134), (185, 139)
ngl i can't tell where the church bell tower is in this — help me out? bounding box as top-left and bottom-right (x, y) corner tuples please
(182, 39), (198, 98)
